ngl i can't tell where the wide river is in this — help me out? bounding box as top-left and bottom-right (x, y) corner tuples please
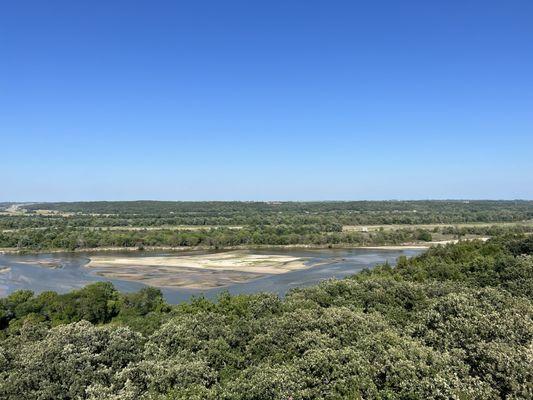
(0, 248), (423, 303)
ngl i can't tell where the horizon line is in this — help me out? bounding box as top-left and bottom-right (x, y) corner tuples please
(2, 199), (533, 203)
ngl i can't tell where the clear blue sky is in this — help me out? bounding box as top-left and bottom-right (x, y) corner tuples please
(1, 1), (532, 201)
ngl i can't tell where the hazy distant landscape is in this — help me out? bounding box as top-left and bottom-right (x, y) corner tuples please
(2, 200), (532, 252)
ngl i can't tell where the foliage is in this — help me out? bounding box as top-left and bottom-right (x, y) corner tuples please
(1, 200), (532, 251)
(0, 236), (532, 399)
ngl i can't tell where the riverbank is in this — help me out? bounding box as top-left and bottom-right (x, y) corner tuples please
(0, 241), (448, 255)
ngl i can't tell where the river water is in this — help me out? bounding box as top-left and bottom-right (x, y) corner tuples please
(0, 248), (423, 303)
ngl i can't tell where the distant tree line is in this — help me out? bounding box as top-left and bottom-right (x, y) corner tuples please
(2, 223), (533, 251)
(2, 201), (531, 252)
(0, 226), (441, 251)
(3, 200), (529, 227)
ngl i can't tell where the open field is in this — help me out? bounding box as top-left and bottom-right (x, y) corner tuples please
(2, 222), (527, 235)
(342, 221), (533, 232)
(85, 250), (311, 289)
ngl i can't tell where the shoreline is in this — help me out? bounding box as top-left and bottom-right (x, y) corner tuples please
(0, 240), (477, 255)
(0, 243), (434, 255)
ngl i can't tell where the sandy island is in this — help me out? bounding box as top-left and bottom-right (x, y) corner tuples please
(86, 251), (311, 289)
(14, 260), (63, 269)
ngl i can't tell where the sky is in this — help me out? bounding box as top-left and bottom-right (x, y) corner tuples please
(1, 0), (532, 201)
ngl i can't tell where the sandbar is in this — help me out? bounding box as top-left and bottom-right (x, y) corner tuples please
(85, 251), (310, 289)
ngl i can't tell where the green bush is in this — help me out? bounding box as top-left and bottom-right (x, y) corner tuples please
(1, 236), (532, 399)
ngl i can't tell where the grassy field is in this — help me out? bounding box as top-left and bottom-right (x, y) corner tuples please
(342, 220), (533, 232)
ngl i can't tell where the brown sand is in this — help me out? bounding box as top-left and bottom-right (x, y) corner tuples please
(85, 251), (310, 289)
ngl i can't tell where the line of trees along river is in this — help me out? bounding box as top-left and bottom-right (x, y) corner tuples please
(2, 223), (532, 251)
(2, 201), (531, 251)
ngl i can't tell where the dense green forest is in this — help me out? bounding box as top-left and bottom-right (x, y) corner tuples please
(18, 200), (533, 225)
(1, 201), (532, 251)
(2, 223), (533, 251)
(1, 235), (532, 399)
(11, 200), (533, 225)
